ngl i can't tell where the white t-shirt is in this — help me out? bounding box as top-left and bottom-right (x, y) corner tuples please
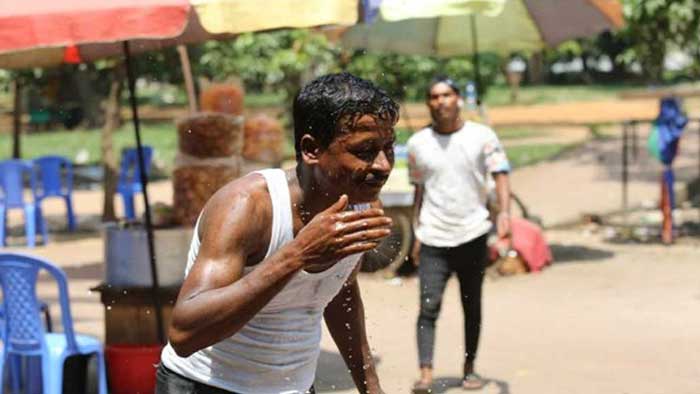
(407, 121), (510, 247)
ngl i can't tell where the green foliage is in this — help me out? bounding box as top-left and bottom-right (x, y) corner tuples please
(621, 0), (700, 81)
(133, 48), (185, 85)
(345, 52), (440, 100)
(345, 51), (502, 102)
(197, 29), (340, 103)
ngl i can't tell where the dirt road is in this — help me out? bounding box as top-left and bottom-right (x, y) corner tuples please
(6, 222), (700, 394)
(317, 229), (700, 394)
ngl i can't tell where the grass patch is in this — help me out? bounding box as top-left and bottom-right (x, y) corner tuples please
(2, 122), (575, 178)
(495, 127), (547, 140)
(506, 143), (575, 168)
(1, 122), (179, 171)
(395, 128), (412, 145)
(483, 84), (643, 107)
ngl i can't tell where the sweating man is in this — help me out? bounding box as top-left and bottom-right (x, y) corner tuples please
(157, 72), (398, 394)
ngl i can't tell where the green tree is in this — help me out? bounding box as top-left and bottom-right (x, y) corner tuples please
(621, 0), (700, 81)
(197, 29), (339, 105)
(345, 52), (440, 101)
(345, 51), (501, 102)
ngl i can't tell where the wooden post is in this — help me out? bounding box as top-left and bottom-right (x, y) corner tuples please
(622, 122), (629, 225)
(101, 65), (124, 222)
(12, 78), (22, 159)
(470, 15), (482, 100)
(661, 172), (673, 244)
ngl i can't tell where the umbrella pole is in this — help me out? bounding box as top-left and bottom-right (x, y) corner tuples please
(12, 78), (22, 159)
(122, 41), (166, 345)
(470, 14), (482, 101)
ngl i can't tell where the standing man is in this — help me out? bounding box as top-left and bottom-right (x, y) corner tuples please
(157, 72), (399, 394)
(407, 76), (511, 392)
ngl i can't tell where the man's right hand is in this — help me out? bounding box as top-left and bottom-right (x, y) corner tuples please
(411, 238), (421, 267)
(292, 194), (392, 272)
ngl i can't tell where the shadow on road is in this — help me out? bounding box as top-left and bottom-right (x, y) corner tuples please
(2, 213), (104, 245)
(37, 261), (104, 281)
(315, 350), (382, 392)
(430, 376), (510, 394)
(550, 243), (614, 263)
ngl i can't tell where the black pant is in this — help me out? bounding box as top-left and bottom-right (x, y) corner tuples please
(155, 364), (316, 394)
(416, 234), (488, 368)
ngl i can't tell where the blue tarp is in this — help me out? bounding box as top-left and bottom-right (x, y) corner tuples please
(648, 97), (687, 218)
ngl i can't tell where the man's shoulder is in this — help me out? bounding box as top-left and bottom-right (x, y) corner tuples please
(213, 171), (270, 206)
(460, 120), (494, 133)
(457, 121), (498, 141)
(201, 172), (272, 233)
(406, 127), (433, 146)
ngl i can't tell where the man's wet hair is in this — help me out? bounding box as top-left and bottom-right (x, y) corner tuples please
(293, 72), (399, 160)
(426, 75), (461, 98)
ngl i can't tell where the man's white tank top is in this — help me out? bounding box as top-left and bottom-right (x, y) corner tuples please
(161, 169), (366, 394)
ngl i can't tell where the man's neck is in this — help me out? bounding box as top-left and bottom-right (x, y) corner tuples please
(293, 165), (338, 224)
(433, 118), (464, 134)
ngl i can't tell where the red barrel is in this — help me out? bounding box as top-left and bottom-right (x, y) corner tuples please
(106, 344), (163, 394)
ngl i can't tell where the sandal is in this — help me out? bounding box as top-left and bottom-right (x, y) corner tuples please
(412, 380), (433, 394)
(462, 372), (486, 390)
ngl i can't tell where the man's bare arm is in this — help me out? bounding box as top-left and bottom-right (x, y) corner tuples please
(324, 264), (383, 394)
(168, 182), (301, 357)
(168, 177), (393, 357)
(410, 184), (424, 264)
(493, 172), (511, 238)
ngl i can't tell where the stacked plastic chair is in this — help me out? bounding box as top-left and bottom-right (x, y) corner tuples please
(33, 156), (76, 232)
(116, 146), (153, 220)
(0, 252), (107, 394)
(0, 160), (48, 247)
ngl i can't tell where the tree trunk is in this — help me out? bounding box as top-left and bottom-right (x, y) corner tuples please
(101, 66), (124, 222)
(528, 51), (545, 84)
(75, 65), (104, 128)
(580, 51), (593, 84)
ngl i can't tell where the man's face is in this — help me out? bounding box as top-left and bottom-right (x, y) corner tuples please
(315, 114), (395, 204)
(427, 82), (461, 123)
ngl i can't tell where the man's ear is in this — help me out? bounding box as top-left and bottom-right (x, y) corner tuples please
(458, 98), (464, 108)
(300, 134), (321, 165)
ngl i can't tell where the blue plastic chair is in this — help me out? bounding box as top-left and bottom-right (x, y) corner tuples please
(116, 146), (153, 220)
(0, 160), (48, 247)
(33, 156), (76, 232)
(0, 252), (107, 394)
(0, 300), (53, 394)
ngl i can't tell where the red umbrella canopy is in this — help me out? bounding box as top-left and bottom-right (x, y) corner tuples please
(0, 0), (190, 53)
